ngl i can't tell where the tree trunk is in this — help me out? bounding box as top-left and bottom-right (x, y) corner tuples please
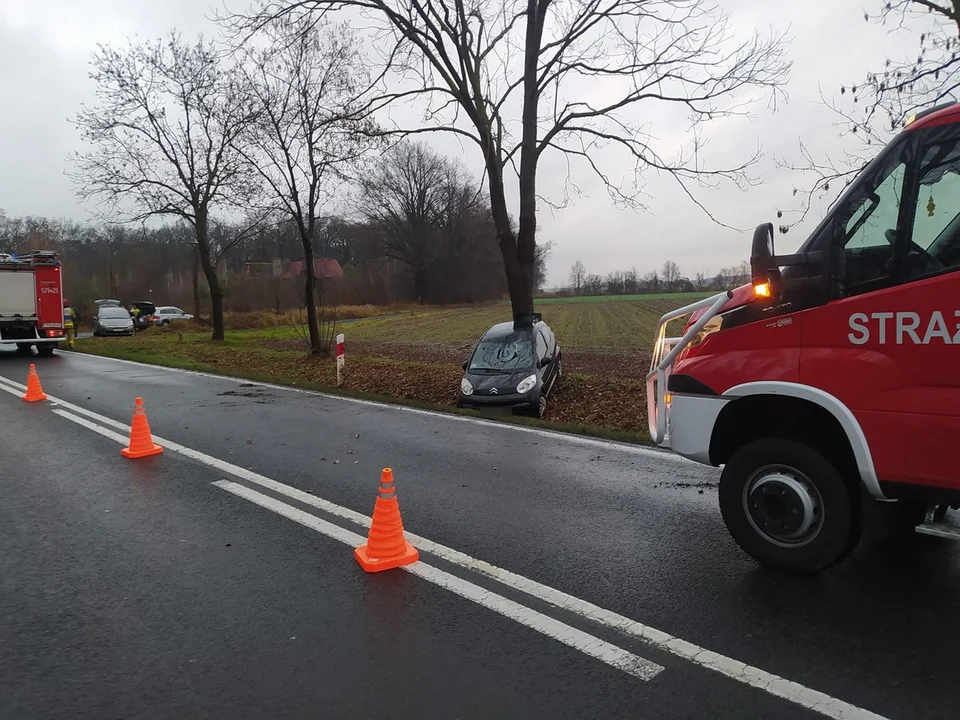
(192, 248), (201, 319)
(483, 137), (535, 321)
(508, 0), (546, 322)
(413, 265), (428, 305)
(195, 209), (225, 341)
(302, 237), (322, 353)
(106, 239), (118, 298)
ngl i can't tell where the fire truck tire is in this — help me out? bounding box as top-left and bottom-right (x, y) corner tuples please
(15, 343), (32, 355)
(36, 344), (55, 357)
(719, 438), (858, 574)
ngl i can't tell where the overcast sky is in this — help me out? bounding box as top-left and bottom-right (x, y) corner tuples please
(0, 0), (934, 286)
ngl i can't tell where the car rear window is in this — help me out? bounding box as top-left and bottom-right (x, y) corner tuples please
(469, 338), (534, 372)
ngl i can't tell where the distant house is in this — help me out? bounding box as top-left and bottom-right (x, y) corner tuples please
(242, 260), (282, 280)
(279, 259), (344, 281)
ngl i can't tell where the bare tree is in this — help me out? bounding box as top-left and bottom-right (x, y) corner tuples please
(237, 18), (374, 353)
(694, 270), (709, 290)
(642, 270), (661, 292)
(779, 1), (960, 230)
(361, 142), (448, 302)
(569, 260), (586, 295)
(229, 0), (788, 320)
(534, 239), (554, 292)
(70, 33), (257, 340)
(661, 260), (681, 290)
(584, 273), (605, 296)
(361, 141), (497, 302)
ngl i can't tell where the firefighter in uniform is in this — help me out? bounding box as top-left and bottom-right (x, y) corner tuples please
(62, 299), (76, 348)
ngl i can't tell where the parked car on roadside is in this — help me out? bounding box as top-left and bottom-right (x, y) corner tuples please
(456, 315), (562, 418)
(93, 305), (134, 337)
(94, 298), (122, 307)
(152, 306), (194, 325)
(129, 301), (157, 331)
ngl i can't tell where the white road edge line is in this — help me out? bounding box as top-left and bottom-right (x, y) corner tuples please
(54, 349), (688, 463)
(212, 479), (662, 682)
(51, 409), (130, 445)
(2, 375), (890, 720)
(0, 382), (24, 399)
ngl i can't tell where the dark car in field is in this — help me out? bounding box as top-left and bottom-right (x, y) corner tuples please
(456, 315), (562, 417)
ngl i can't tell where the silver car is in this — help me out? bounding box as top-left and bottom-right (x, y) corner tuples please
(152, 306), (194, 325)
(93, 306), (135, 336)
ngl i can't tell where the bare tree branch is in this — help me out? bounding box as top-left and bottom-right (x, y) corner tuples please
(780, 1), (960, 232)
(69, 32), (258, 339)
(224, 0), (789, 317)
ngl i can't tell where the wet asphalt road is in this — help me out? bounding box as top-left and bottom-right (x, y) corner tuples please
(2, 350), (959, 719)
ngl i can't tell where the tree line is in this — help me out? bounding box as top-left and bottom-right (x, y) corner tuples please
(565, 259), (750, 296)
(1, 140), (549, 324)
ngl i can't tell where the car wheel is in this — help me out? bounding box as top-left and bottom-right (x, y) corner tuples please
(718, 438), (859, 574)
(536, 394), (547, 418)
(161, 320), (169, 326)
(556, 357), (563, 378)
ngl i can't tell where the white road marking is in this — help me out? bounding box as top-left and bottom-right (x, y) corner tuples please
(51, 409), (130, 444)
(53, 350), (688, 463)
(0, 381), (23, 399)
(213, 479), (663, 681)
(0, 373), (890, 720)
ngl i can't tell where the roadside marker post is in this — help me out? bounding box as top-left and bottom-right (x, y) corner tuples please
(336, 333), (345, 387)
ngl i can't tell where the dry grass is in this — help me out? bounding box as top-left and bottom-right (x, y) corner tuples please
(345, 299), (684, 350)
(79, 293), (702, 439)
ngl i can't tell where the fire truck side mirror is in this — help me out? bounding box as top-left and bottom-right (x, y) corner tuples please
(750, 223), (780, 299)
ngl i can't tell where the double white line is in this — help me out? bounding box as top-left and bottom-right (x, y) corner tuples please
(0, 371), (889, 719)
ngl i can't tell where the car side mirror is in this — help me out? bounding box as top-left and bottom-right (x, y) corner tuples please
(540, 356), (552, 368)
(461, 360), (468, 370)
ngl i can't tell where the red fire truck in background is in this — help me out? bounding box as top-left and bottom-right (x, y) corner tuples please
(0, 251), (65, 356)
(648, 101), (960, 573)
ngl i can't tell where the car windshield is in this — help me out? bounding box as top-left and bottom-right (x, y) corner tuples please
(101, 308), (130, 319)
(469, 336), (534, 373)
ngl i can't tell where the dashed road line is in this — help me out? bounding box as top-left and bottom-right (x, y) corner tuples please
(213, 479), (663, 682)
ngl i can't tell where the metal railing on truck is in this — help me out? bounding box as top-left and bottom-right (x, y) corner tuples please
(645, 291), (731, 445)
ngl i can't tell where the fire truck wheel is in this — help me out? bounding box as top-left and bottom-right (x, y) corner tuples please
(36, 344), (55, 357)
(719, 438), (858, 574)
(15, 343), (32, 355)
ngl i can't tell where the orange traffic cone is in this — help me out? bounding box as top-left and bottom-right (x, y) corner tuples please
(22, 364), (47, 402)
(121, 397), (163, 459)
(354, 468), (419, 573)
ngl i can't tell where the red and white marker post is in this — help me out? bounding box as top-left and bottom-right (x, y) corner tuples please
(336, 333), (345, 387)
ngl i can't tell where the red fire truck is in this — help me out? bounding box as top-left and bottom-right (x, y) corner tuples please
(0, 251), (65, 356)
(647, 101), (960, 573)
